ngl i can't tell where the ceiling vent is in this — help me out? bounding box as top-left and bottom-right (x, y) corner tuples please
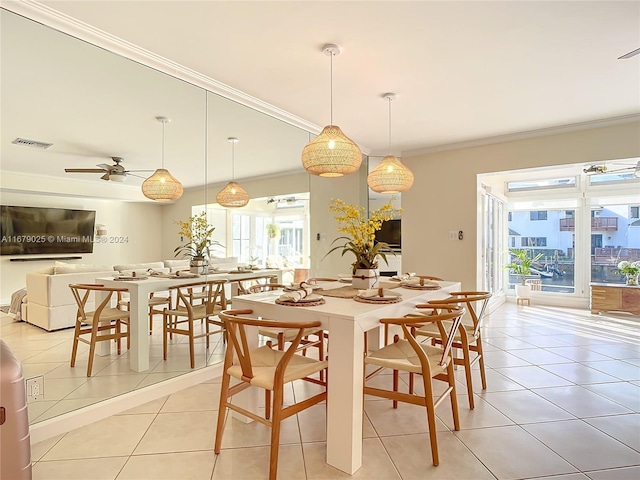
(12, 138), (53, 149)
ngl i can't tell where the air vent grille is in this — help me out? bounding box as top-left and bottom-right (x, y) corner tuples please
(12, 138), (53, 149)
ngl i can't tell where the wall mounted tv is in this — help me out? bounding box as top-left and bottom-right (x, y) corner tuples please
(1, 205), (96, 255)
(375, 219), (401, 252)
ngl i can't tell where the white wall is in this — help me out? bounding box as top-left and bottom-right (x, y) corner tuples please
(401, 121), (640, 291)
(0, 191), (163, 304)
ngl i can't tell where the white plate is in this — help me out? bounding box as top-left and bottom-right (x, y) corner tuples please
(114, 275), (148, 281)
(279, 293), (323, 303)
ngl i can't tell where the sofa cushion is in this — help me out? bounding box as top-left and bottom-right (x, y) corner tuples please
(210, 256), (239, 270)
(53, 261), (112, 274)
(164, 259), (190, 273)
(164, 259), (190, 268)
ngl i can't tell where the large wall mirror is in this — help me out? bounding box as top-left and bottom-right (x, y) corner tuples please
(0, 8), (319, 426)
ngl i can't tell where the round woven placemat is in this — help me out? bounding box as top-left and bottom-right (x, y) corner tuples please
(401, 284), (441, 290)
(275, 297), (326, 307)
(353, 295), (401, 304)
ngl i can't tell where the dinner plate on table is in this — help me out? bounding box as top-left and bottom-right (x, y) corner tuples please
(114, 275), (148, 281)
(353, 292), (401, 304)
(275, 293), (325, 306)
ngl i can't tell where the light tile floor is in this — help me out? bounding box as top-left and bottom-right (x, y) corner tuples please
(20, 303), (640, 478)
(0, 310), (225, 424)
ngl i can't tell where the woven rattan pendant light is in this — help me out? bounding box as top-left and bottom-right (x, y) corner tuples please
(142, 117), (183, 201)
(302, 44), (362, 177)
(367, 93), (414, 194)
(216, 137), (249, 208)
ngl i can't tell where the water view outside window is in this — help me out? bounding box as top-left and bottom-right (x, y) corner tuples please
(590, 204), (640, 284)
(508, 208), (576, 293)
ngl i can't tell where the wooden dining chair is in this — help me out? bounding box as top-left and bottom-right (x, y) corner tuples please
(383, 275), (445, 344)
(413, 291), (492, 409)
(214, 309), (328, 480)
(232, 273), (280, 296)
(117, 291), (172, 334)
(363, 305), (465, 466)
(162, 279), (228, 368)
(69, 283), (130, 377)
(247, 283), (326, 391)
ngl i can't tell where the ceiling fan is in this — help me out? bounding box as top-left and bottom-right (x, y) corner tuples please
(583, 160), (640, 177)
(64, 157), (151, 182)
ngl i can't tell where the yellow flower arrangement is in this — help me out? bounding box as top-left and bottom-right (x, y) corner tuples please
(174, 212), (222, 259)
(326, 199), (398, 274)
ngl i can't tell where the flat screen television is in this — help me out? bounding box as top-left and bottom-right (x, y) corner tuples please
(375, 219), (401, 251)
(1, 205), (96, 255)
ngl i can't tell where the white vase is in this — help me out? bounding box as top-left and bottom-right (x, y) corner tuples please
(515, 284), (532, 299)
(352, 269), (379, 289)
(190, 257), (207, 274)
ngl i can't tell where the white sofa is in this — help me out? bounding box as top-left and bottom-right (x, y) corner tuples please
(25, 263), (114, 331)
(25, 261), (170, 331)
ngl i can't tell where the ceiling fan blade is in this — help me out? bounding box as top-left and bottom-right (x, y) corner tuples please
(126, 173), (147, 179)
(65, 168), (106, 173)
(96, 163), (112, 170)
(618, 48), (640, 59)
(125, 169), (154, 173)
(100, 173), (111, 181)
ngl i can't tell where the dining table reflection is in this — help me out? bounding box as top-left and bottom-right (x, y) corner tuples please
(95, 269), (283, 372)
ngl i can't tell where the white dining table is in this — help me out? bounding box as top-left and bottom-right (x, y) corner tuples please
(95, 269), (283, 372)
(230, 279), (461, 475)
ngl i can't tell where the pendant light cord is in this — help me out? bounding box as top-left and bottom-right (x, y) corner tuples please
(329, 51), (333, 125)
(231, 140), (235, 181)
(388, 96), (392, 155)
(161, 120), (165, 169)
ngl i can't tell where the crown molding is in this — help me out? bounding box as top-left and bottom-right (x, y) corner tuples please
(403, 114), (640, 157)
(1, 0), (322, 136)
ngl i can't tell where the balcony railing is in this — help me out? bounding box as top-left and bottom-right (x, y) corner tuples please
(559, 217), (618, 232)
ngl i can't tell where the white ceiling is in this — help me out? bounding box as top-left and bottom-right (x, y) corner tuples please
(1, 1), (639, 195)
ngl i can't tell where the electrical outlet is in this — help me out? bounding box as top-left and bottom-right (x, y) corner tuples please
(26, 375), (44, 402)
(448, 230), (457, 240)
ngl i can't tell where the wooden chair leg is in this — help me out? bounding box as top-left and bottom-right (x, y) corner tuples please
(116, 319), (122, 355)
(265, 389), (271, 420)
(392, 369), (399, 409)
(318, 333), (325, 382)
(462, 347), (475, 409)
(269, 386), (284, 480)
(476, 339), (488, 390)
(87, 321), (98, 377)
(189, 319), (196, 368)
(163, 311), (169, 361)
(422, 374), (439, 466)
(408, 372), (414, 394)
(447, 361), (461, 431)
(214, 371), (231, 453)
(70, 320), (81, 367)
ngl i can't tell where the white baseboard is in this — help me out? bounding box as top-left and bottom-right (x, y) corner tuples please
(29, 363), (223, 444)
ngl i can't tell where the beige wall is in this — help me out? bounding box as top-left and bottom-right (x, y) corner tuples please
(401, 121), (640, 291)
(160, 166), (368, 278)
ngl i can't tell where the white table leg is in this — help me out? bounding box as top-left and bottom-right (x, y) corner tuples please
(326, 318), (364, 475)
(128, 285), (149, 372)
